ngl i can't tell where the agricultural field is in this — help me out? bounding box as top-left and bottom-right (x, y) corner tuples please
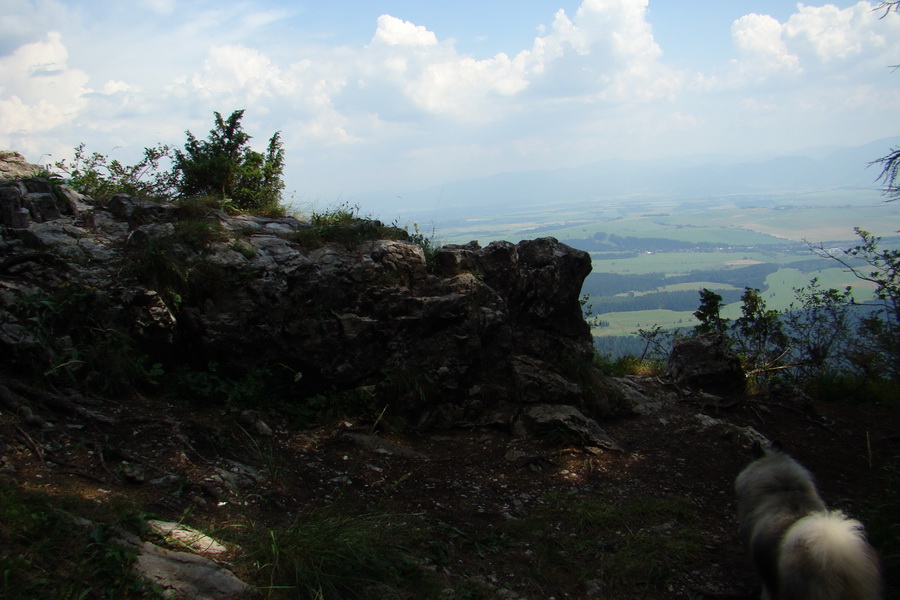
(426, 188), (898, 353)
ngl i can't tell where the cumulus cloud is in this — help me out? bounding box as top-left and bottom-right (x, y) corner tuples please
(372, 15), (438, 47)
(732, 13), (802, 78)
(0, 31), (89, 134)
(1, 0), (898, 198)
(516, 0), (680, 103)
(190, 45), (282, 100)
(704, 1), (900, 90)
(784, 2), (898, 67)
(362, 0), (678, 120)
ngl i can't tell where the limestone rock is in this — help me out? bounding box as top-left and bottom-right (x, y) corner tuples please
(666, 333), (745, 394)
(147, 520), (230, 555)
(0, 150), (41, 180)
(513, 404), (621, 451)
(0, 176), (630, 429)
(134, 541), (249, 599)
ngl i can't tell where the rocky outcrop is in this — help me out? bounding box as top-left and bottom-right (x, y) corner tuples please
(0, 179), (631, 430)
(0, 150), (42, 180)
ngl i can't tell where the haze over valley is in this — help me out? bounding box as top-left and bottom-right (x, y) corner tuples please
(357, 137), (900, 355)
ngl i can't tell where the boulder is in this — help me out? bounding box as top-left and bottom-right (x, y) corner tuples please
(0, 150), (41, 180)
(665, 333), (745, 394)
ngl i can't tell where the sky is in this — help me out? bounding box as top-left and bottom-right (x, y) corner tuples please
(2, 0), (900, 213)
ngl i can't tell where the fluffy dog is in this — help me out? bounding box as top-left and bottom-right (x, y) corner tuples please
(735, 441), (881, 600)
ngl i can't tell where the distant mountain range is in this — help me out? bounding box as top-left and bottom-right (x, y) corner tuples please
(365, 137), (900, 216)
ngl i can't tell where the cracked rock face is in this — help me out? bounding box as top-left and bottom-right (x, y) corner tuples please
(0, 174), (630, 429)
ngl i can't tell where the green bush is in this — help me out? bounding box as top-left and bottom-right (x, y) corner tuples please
(54, 143), (176, 203)
(173, 109), (285, 213)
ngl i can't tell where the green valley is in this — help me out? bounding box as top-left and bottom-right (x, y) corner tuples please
(406, 187), (899, 354)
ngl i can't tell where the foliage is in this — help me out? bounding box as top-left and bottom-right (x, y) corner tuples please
(693, 288), (729, 335)
(675, 249), (898, 388)
(810, 228), (900, 379)
(0, 481), (164, 599)
(637, 323), (680, 362)
(782, 279), (855, 380)
(405, 222), (441, 270)
(173, 109), (285, 212)
(54, 143), (176, 203)
(124, 214), (229, 311)
(240, 510), (430, 599)
(870, 147), (900, 201)
(865, 454), (900, 598)
(166, 361), (276, 405)
(875, 1), (900, 18)
(288, 202), (407, 249)
(594, 351), (665, 377)
(731, 287), (788, 376)
(8, 283), (162, 391)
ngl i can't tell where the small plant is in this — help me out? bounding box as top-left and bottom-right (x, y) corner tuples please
(0, 481), (165, 599)
(288, 202), (406, 249)
(8, 284), (160, 391)
(406, 222), (441, 270)
(54, 143), (176, 203)
(239, 510), (428, 599)
(596, 353), (665, 377)
(165, 362), (277, 406)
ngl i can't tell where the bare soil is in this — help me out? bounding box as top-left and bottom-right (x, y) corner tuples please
(1, 377), (897, 599)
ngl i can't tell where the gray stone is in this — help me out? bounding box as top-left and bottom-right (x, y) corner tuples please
(0, 171), (628, 429)
(147, 520), (229, 555)
(134, 541), (249, 599)
(0, 150), (41, 180)
(666, 333), (746, 394)
(514, 404), (621, 451)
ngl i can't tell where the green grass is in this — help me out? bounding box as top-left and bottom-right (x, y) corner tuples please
(234, 510), (455, 600)
(594, 309), (695, 336)
(0, 481), (164, 599)
(496, 491), (703, 597)
(591, 251), (809, 276)
(436, 189), (897, 247)
(591, 262), (879, 338)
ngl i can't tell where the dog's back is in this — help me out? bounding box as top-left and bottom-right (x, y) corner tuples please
(735, 443), (881, 600)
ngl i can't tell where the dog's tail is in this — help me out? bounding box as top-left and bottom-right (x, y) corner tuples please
(779, 510), (882, 600)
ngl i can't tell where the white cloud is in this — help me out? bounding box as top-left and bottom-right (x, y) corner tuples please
(516, 0), (680, 103)
(732, 13), (802, 79)
(0, 31), (89, 134)
(1, 1), (898, 201)
(100, 80), (132, 95)
(372, 15), (438, 47)
(706, 1), (900, 90)
(784, 3), (886, 64)
(190, 45), (282, 99)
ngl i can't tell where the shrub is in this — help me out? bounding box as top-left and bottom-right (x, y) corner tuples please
(173, 109), (285, 213)
(53, 143), (176, 203)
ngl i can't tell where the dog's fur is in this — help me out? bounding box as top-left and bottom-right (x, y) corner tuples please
(735, 442), (881, 600)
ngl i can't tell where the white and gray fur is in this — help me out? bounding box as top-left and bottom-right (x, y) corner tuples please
(735, 442), (882, 600)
